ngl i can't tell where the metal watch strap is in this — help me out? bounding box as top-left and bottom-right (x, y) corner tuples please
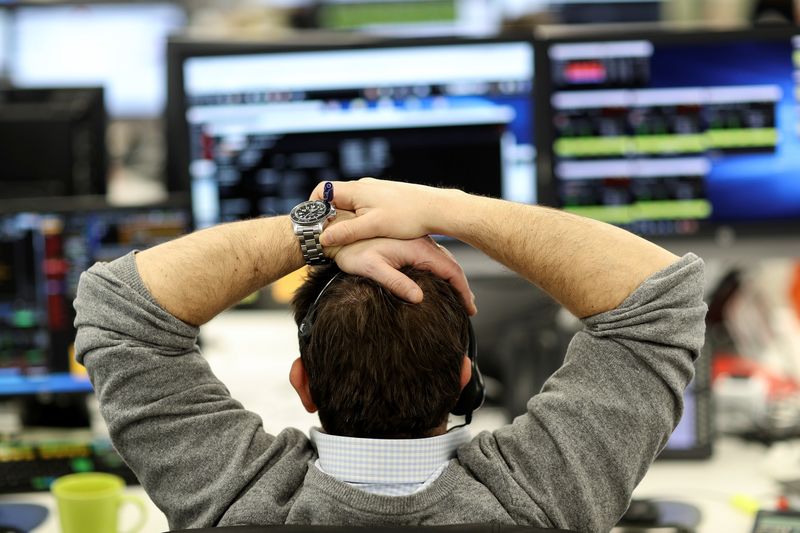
(297, 228), (330, 266)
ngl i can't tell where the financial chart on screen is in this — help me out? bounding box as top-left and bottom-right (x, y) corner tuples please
(176, 39), (535, 228)
(0, 207), (188, 396)
(540, 29), (800, 237)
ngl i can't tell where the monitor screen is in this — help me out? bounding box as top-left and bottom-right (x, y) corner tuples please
(173, 38), (535, 228)
(316, 0), (501, 37)
(0, 204), (189, 396)
(10, 3), (186, 117)
(0, 87), (107, 197)
(0, 9), (9, 77)
(660, 351), (712, 459)
(539, 28), (800, 238)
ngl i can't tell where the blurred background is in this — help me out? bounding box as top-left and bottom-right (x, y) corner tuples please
(1, 1), (800, 532)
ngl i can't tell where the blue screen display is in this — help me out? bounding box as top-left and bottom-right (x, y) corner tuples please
(650, 41), (800, 221)
(547, 33), (800, 235)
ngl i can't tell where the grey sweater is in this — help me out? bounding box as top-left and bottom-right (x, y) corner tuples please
(73, 253), (706, 533)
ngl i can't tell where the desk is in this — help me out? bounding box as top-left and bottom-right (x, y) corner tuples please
(633, 438), (775, 533)
(0, 487), (168, 533)
(0, 310), (780, 533)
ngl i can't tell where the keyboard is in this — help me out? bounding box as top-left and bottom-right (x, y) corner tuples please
(752, 510), (800, 533)
(0, 439), (138, 493)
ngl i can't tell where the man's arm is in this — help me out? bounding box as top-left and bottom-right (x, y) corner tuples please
(312, 178), (677, 317)
(75, 214), (474, 529)
(312, 179), (706, 532)
(134, 216), (302, 326)
(135, 215), (475, 326)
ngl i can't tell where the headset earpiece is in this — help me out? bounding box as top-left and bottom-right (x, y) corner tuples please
(449, 321), (485, 424)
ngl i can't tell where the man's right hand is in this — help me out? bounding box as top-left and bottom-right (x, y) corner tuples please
(310, 178), (457, 247)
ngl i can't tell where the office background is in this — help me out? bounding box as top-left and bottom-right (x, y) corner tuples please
(1, 1), (800, 532)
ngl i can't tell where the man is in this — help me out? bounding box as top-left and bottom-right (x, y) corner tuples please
(74, 178), (706, 532)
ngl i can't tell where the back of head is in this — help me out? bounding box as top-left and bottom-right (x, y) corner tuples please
(292, 266), (469, 438)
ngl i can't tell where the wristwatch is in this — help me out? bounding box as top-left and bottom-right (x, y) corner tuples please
(289, 200), (336, 266)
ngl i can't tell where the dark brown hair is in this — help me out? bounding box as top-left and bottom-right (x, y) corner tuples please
(291, 265), (469, 438)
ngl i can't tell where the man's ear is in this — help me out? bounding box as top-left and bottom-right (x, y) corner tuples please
(290, 357), (318, 413)
(460, 354), (472, 391)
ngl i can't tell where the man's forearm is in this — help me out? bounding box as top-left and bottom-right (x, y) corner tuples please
(437, 192), (678, 317)
(136, 216), (302, 326)
(314, 178), (680, 318)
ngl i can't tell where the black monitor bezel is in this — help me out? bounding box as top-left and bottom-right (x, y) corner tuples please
(0, 86), (108, 197)
(165, 33), (538, 197)
(533, 24), (800, 242)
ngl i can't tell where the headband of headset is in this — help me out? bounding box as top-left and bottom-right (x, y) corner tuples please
(297, 270), (485, 424)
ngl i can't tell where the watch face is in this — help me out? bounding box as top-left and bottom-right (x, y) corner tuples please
(290, 201), (331, 224)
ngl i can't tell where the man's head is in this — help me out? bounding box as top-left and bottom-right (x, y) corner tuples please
(290, 265), (471, 439)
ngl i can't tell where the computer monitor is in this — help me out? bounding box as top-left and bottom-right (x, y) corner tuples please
(9, 2), (186, 118)
(536, 26), (800, 239)
(315, 0), (502, 37)
(660, 349), (712, 459)
(0, 87), (107, 197)
(552, 0), (663, 24)
(0, 199), (190, 398)
(0, 8), (9, 78)
(167, 36), (536, 227)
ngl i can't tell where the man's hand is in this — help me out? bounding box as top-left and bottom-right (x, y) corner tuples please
(310, 178), (456, 247)
(329, 236), (477, 316)
(314, 177), (679, 318)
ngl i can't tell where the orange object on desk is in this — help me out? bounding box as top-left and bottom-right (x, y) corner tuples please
(792, 263), (800, 322)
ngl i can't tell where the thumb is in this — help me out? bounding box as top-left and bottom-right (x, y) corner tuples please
(321, 213), (380, 246)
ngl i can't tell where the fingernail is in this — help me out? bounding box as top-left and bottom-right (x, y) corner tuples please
(411, 288), (423, 303)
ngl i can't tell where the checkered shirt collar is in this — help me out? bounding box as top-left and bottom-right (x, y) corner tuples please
(309, 426), (471, 485)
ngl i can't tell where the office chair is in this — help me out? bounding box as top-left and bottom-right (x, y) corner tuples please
(168, 526), (578, 533)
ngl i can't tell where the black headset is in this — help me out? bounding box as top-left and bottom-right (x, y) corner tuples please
(298, 271), (485, 424)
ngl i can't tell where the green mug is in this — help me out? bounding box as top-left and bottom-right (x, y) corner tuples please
(51, 472), (147, 533)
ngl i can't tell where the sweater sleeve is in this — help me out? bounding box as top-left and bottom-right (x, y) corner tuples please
(458, 253), (707, 533)
(73, 252), (313, 530)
